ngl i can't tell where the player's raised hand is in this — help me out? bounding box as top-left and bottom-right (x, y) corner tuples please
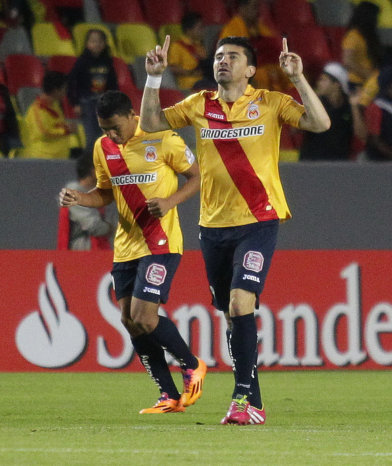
(145, 35), (170, 76)
(279, 37), (303, 78)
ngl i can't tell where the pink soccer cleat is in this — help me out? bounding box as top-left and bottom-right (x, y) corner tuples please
(220, 395), (250, 425)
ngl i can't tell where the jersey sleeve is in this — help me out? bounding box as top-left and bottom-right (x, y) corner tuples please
(163, 93), (200, 129)
(277, 93), (305, 128)
(161, 131), (196, 174)
(93, 138), (112, 189)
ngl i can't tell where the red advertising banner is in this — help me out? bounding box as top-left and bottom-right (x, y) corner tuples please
(0, 250), (391, 372)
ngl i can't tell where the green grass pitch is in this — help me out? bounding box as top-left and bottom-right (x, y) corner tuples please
(1, 371), (391, 465)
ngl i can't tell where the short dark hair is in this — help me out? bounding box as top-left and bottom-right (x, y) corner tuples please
(181, 12), (202, 33)
(43, 71), (67, 94)
(76, 153), (94, 180)
(216, 36), (257, 67)
(96, 90), (133, 119)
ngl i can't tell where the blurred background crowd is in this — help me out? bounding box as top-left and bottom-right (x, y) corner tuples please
(1, 0), (392, 163)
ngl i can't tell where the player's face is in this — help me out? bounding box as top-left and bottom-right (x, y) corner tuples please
(213, 44), (254, 85)
(98, 111), (137, 145)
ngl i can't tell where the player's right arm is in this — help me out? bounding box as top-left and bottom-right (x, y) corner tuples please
(59, 187), (114, 208)
(140, 35), (172, 133)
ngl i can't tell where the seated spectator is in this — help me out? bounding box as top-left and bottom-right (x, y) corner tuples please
(67, 29), (118, 152)
(24, 71), (79, 159)
(300, 62), (353, 161)
(342, 1), (383, 107)
(168, 12), (215, 92)
(219, 0), (291, 91)
(354, 66), (392, 161)
(0, 83), (21, 157)
(58, 154), (116, 250)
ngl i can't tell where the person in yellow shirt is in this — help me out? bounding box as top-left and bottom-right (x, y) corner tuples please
(59, 90), (206, 414)
(219, 0), (291, 91)
(168, 12), (214, 91)
(24, 71), (78, 159)
(140, 35), (330, 425)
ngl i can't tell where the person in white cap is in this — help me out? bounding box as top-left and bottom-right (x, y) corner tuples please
(300, 62), (353, 161)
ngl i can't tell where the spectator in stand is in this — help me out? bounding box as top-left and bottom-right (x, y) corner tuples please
(351, 66), (392, 161)
(24, 71), (79, 159)
(0, 83), (21, 157)
(300, 62), (353, 161)
(342, 1), (383, 107)
(219, 0), (291, 91)
(68, 29), (118, 152)
(58, 154), (116, 250)
(168, 12), (215, 92)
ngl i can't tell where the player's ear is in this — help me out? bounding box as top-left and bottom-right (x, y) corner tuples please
(245, 65), (256, 79)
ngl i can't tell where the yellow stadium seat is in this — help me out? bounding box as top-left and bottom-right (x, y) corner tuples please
(72, 23), (118, 57)
(158, 23), (182, 45)
(31, 22), (76, 57)
(116, 23), (157, 64)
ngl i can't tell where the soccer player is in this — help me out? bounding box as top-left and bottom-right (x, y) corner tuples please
(140, 35), (330, 425)
(59, 90), (206, 413)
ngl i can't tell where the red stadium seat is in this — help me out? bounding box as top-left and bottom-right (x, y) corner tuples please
(112, 57), (137, 94)
(99, 0), (145, 23)
(159, 89), (185, 108)
(323, 26), (347, 62)
(142, 0), (185, 30)
(47, 55), (77, 75)
(125, 88), (143, 113)
(5, 54), (44, 95)
(272, 0), (316, 32)
(187, 0), (229, 25)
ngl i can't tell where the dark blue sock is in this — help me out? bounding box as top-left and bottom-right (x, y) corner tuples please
(226, 328), (262, 408)
(150, 316), (198, 370)
(230, 313), (257, 399)
(131, 333), (180, 400)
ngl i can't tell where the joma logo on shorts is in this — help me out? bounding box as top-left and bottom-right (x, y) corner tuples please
(243, 274), (260, 283)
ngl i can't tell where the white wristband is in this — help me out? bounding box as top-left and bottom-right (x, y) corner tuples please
(146, 75), (162, 89)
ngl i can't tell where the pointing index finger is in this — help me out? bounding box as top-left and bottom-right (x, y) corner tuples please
(162, 35), (170, 55)
(282, 37), (288, 53)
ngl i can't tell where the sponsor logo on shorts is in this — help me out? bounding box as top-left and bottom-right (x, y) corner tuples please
(146, 263), (167, 286)
(143, 286), (160, 295)
(243, 251), (264, 273)
(242, 274), (260, 283)
(200, 125), (264, 140)
(110, 173), (157, 185)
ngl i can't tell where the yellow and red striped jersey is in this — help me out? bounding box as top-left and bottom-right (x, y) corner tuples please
(164, 85), (305, 227)
(93, 120), (195, 262)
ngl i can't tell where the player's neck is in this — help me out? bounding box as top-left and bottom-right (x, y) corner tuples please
(218, 82), (248, 103)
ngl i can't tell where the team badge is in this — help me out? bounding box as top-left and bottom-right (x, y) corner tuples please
(247, 104), (260, 120)
(145, 146), (157, 162)
(146, 263), (167, 285)
(243, 251), (264, 272)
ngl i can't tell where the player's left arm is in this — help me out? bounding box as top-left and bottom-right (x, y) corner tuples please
(279, 38), (331, 133)
(146, 162), (200, 218)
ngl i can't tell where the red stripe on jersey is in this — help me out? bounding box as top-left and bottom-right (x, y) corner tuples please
(101, 137), (170, 254)
(204, 97), (278, 221)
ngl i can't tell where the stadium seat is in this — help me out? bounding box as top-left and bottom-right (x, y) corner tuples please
(187, 0), (230, 24)
(159, 88), (186, 108)
(0, 26), (33, 62)
(116, 23), (157, 64)
(32, 22), (76, 57)
(272, 0), (317, 32)
(143, 0), (185, 30)
(99, 0), (145, 23)
(47, 55), (77, 75)
(5, 54), (45, 95)
(313, 0), (352, 27)
(323, 26), (347, 61)
(203, 24), (222, 56)
(72, 23), (118, 56)
(83, 0), (102, 22)
(158, 23), (183, 45)
(126, 88), (143, 113)
(112, 57), (137, 94)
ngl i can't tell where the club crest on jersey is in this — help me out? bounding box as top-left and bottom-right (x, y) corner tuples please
(243, 251), (264, 273)
(145, 146), (157, 162)
(247, 104), (260, 120)
(146, 263), (167, 286)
